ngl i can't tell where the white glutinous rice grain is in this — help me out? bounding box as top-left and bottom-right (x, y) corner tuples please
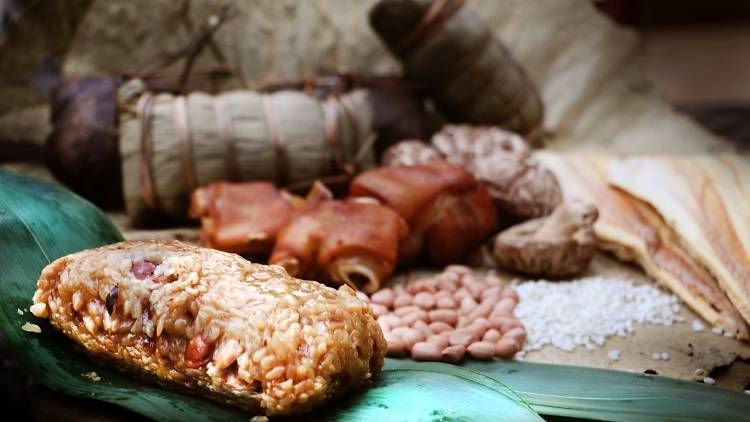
(703, 377), (716, 385)
(16, 308), (23, 316)
(712, 327), (723, 335)
(652, 352), (661, 360)
(82, 371), (101, 382)
(723, 331), (734, 338)
(514, 276), (681, 353)
(661, 352), (670, 361)
(694, 368), (705, 376)
(745, 390), (750, 395)
(21, 322), (41, 333)
(691, 320), (705, 331)
(608, 350), (621, 361)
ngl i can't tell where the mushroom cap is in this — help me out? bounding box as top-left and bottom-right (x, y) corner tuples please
(475, 156), (562, 220)
(381, 139), (443, 167)
(431, 124), (530, 173)
(492, 202), (598, 277)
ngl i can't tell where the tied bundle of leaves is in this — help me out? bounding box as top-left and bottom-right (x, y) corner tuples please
(1, 168), (749, 421)
(369, 0), (545, 142)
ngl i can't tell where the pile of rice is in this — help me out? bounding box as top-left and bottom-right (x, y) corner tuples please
(513, 276), (683, 353)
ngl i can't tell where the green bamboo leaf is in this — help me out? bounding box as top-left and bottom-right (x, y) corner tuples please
(314, 359), (542, 421)
(0, 169), (247, 421)
(0, 169), (540, 421)
(465, 359), (750, 421)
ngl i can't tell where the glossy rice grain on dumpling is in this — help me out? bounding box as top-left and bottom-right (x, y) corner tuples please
(30, 240), (386, 415)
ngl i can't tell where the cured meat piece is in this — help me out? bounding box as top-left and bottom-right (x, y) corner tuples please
(537, 152), (748, 339)
(349, 161), (497, 264)
(270, 199), (407, 293)
(189, 182), (302, 256)
(31, 240), (386, 415)
(609, 155), (750, 329)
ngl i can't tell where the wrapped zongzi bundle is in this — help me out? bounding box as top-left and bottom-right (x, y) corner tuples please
(118, 84), (375, 223)
(46, 75), (437, 219)
(30, 240), (386, 415)
(369, 0), (544, 141)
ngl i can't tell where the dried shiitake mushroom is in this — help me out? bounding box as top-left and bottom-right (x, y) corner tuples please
(431, 124), (530, 172)
(381, 125), (561, 222)
(381, 139), (443, 166)
(474, 156), (562, 220)
(492, 202), (598, 277)
(430, 124), (559, 220)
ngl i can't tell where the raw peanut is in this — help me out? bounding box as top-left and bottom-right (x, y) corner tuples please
(500, 288), (520, 304)
(400, 328), (425, 349)
(495, 337), (520, 358)
(391, 326), (412, 338)
(441, 345), (466, 363)
(436, 296), (456, 309)
(481, 293), (502, 309)
(393, 294), (413, 308)
(493, 298), (516, 317)
(378, 314), (403, 328)
(371, 303), (388, 318)
(429, 321), (453, 334)
(407, 279), (437, 294)
(473, 317), (489, 327)
(468, 325), (488, 341)
(427, 332), (450, 350)
(355, 291), (370, 302)
(480, 286), (502, 302)
(434, 290), (452, 299)
(488, 310), (506, 321)
(467, 341), (496, 359)
(466, 281), (485, 300)
(437, 278), (458, 292)
(413, 292), (436, 310)
(504, 327), (527, 346)
(484, 274), (505, 286)
(483, 328), (502, 342)
(459, 296), (478, 315)
(411, 341), (441, 361)
(131, 260), (157, 279)
(371, 288), (395, 308)
(384, 331), (406, 356)
(445, 265), (471, 277)
(468, 318), (489, 336)
(185, 336), (214, 368)
(394, 305), (421, 317)
(453, 287), (472, 301)
(412, 319), (433, 338)
(488, 316), (522, 333)
(402, 311), (427, 327)
(428, 309), (458, 325)
(458, 272), (475, 285)
(502, 318), (524, 333)
(467, 302), (493, 321)
(457, 316), (471, 328)
(448, 328), (478, 347)
(438, 271), (461, 285)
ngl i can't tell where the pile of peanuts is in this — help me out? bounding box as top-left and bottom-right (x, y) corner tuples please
(359, 265), (527, 363)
